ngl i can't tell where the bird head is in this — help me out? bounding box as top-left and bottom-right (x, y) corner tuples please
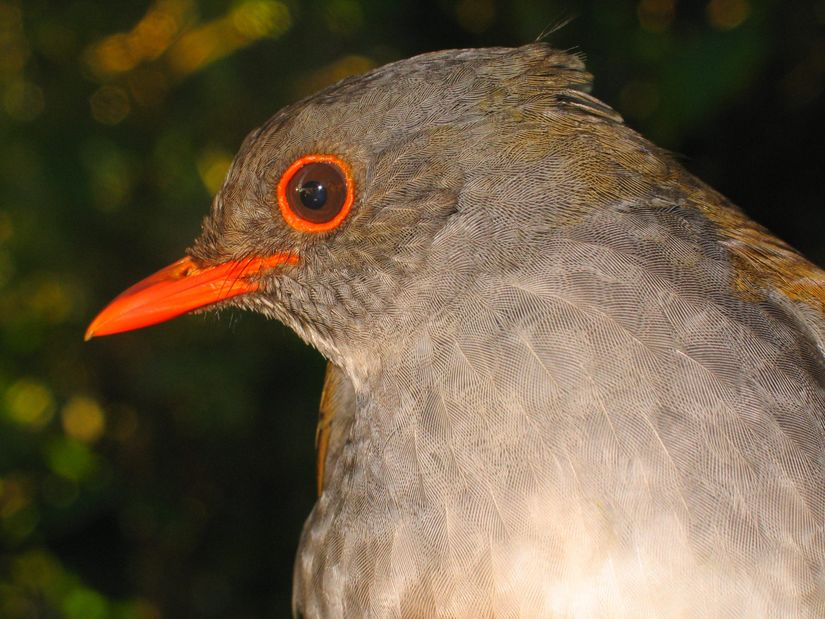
(86, 44), (644, 373)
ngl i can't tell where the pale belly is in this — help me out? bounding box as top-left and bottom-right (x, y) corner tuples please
(292, 481), (820, 618)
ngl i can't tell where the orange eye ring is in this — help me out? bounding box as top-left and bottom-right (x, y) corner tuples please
(276, 154), (355, 233)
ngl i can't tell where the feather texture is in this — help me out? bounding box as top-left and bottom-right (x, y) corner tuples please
(187, 44), (825, 617)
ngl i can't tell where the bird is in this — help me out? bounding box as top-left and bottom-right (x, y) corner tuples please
(86, 44), (825, 618)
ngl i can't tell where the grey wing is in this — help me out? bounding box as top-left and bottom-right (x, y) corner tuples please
(417, 202), (825, 615)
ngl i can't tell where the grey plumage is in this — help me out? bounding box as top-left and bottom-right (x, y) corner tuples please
(150, 44), (825, 616)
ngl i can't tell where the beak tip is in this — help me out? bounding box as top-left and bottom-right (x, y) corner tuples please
(84, 318), (103, 341)
(82, 253), (296, 341)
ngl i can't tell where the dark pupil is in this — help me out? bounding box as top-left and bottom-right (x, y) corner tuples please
(297, 180), (327, 210)
(286, 161), (346, 224)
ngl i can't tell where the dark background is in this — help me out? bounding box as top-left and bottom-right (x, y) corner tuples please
(0, 0), (823, 617)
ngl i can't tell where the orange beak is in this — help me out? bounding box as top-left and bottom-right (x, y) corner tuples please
(85, 254), (297, 340)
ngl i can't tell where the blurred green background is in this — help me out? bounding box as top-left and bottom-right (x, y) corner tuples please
(0, 0), (823, 617)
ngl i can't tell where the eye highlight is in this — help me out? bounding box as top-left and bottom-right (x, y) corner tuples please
(277, 154), (354, 233)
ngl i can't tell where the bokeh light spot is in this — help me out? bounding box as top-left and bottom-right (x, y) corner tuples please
(11, 550), (60, 592)
(3, 80), (44, 121)
(27, 277), (73, 324)
(0, 3), (30, 75)
(0, 475), (31, 519)
(231, 0), (291, 39)
(707, 0), (750, 30)
(61, 396), (106, 443)
(81, 138), (138, 212)
(296, 55), (375, 96)
(45, 437), (97, 482)
(4, 378), (55, 429)
(128, 67), (169, 106)
(90, 34), (138, 75)
(197, 148), (232, 196)
(3, 504), (38, 541)
(131, 5), (181, 60)
(637, 0), (676, 32)
(63, 587), (109, 619)
(169, 2), (291, 76)
(89, 85), (131, 125)
(84, 0), (186, 79)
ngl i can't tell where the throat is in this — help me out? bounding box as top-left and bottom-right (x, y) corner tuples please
(311, 333), (541, 529)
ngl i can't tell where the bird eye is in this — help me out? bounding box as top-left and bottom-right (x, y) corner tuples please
(277, 155), (354, 233)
